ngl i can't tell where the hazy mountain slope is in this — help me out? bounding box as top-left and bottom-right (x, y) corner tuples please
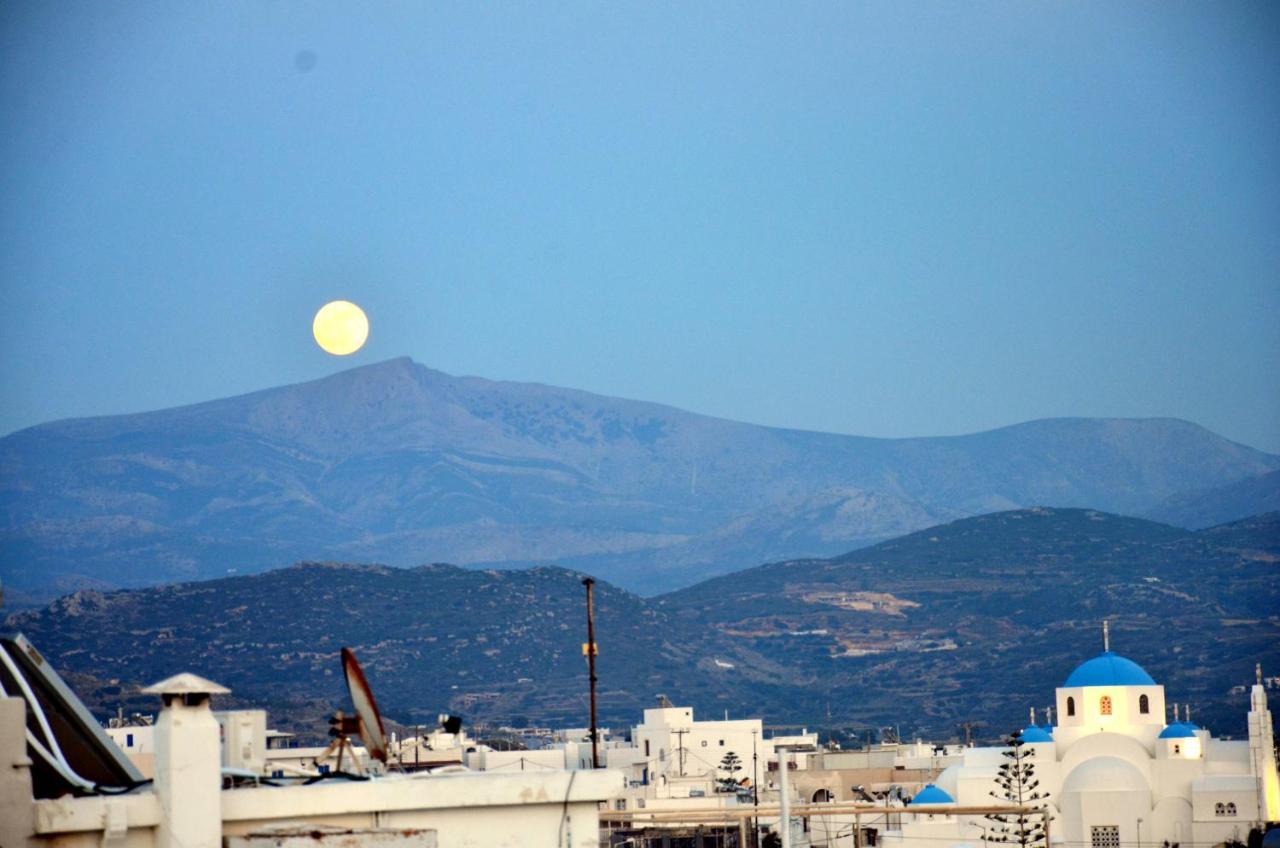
(7, 509), (1276, 741)
(1146, 470), (1280, 530)
(3, 357), (1278, 597)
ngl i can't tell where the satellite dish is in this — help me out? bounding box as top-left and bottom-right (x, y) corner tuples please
(341, 648), (388, 764)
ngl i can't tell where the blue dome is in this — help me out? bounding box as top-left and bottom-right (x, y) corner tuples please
(910, 784), (955, 805)
(1158, 722), (1198, 739)
(1063, 652), (1156, 687)
(1020, 725), (1054, 743)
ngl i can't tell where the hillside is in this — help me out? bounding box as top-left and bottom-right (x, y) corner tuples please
(3, 358), (1278, 600)
(6, 509), (1277, 741)
(1147, 470), (1280, 530)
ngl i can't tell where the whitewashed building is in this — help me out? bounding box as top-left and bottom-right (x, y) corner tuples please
(878, 642), (1280, 848)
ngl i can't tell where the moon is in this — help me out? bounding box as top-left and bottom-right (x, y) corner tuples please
(312, 300), (369, 355)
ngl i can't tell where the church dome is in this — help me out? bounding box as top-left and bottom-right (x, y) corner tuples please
(1020, 725), (1054, 743)
(1063, 651), (1156, 687)
(1158, 722), (1198, 739)
(910, 784), (955, 805)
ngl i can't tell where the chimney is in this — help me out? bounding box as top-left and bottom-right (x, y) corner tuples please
(142, 673), (229, 848)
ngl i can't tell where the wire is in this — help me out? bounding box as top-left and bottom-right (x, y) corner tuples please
(558, 768), (579, 848)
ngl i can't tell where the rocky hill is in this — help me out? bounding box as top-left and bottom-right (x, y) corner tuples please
(6, 509), (1276, 741)
(3, 358), (1278, 600)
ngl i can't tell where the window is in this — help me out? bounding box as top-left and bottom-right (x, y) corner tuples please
(644, 740), (650, 757)
(719, 739), (725, 746)
(1091, 826), (1120, 848)
(1215, 803), (1225, 816)
(1139, 694), (1149, 714)
(126, 733), (134, 748)
(1067, 697), (1075, 717)
(615, 799), (626, 811)
(701, 740), (707, 747)
(1100, 695), (1113, 715)
(1173, 744), (1181, 755)
(1226, 803), (1237, 816)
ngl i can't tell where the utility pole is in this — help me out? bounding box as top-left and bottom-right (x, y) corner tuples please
(752, 729), (760, 848)
(674, 728), (688, 776)
(582, 578), (600, 769)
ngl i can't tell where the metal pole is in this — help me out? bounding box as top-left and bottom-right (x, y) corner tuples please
(582, 577), (600, 769)
(778, 747), (791, 848)
(752, 731), (760, 848)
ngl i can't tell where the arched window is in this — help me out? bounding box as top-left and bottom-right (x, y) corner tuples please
(1215, 803), (1224, 816)
(1226, 803), (1236, 816)
(1066, 697), (1075, 717)
(1139, 694), (1149, 714)
(1100, 695), (1113, 715)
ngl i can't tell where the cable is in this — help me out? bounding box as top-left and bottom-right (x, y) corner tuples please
(558, 768), (579, 848)
(0, 648), (81, 775)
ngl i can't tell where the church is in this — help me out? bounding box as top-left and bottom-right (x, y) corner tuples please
(880, 628), (1280, 848)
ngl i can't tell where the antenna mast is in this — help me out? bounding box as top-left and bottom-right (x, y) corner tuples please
(1103, 619), (1110, 652)
(582, 578), (600, 769)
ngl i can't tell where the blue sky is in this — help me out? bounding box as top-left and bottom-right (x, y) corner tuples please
(2, 3), (1278, 451)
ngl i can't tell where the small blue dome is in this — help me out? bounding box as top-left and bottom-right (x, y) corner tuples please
(1020, 725), (1054, 743)
(910, 784), (955, 805)
(1158, 722), (1198, 739)
(1063, 652), (1156, 687)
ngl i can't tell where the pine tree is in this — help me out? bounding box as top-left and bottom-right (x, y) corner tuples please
(717, 750), (744, 792)
(986, 729), (1050, 846)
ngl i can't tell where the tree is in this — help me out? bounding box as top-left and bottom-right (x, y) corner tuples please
(717, 750), (744, 792)
(986, 729), (1050, 847)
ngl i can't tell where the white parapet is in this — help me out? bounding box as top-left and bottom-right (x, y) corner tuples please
(31, 768), (623, 848)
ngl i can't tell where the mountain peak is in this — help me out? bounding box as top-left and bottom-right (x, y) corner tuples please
(4, 365), (1278, 599)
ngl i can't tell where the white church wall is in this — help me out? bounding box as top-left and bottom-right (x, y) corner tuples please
(1058, 733), (1153, 786)
(1059, 789), (1150, 847)
(1149, 795), (1193, 846)
(1055, 685), (1163, 749)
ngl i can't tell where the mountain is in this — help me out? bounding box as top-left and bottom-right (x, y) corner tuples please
(1146, 470), (1280, 530)
(3, 357), (1278, 599)
(6, 508), (1277, 740)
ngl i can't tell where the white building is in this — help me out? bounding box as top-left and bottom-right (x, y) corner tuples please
(621, 700), (818, 795)
(0, 671), (622, 848)
(877, 644), (1280, 848)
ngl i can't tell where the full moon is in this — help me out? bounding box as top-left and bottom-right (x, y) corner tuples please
(312, 300), (369, 355)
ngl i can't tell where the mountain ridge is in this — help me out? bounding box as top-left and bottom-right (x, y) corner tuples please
(3, 358), (1277, 598)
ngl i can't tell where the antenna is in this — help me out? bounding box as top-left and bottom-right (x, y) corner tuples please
(341, 647), (388, 764)
(582, 577), (600, 769)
